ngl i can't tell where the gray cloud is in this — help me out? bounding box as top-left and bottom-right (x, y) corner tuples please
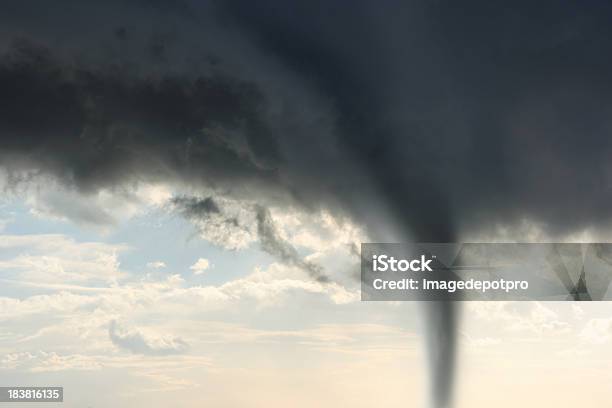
(0, 38), (281, 199)
(108, 321), (189, 356)
(254, 205), (328, 282)
(172, 196), (220, 218)
(171, 195), (328, 281)
(170, 195), (256, 250)
(1, 2), (611, 237)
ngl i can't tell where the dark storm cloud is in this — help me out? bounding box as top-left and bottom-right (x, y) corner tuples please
(1, 1), (612, 236)
(0, 37), (282, 196)
(171, 196), (220, 217)
(216, 0), (612, 239)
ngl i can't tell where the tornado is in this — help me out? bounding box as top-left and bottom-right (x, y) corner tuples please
(357, 181), (461, 408)
(422, 302), (458, 408)
(400, 205), (460, 408)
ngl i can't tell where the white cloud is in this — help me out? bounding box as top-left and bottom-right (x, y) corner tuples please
(109, 321), (189, 355)
(0, 351), (211, 373)
(0, 292), (98, 321)
(0, 169), (173, 230)
(579, 318), (612, 344)
(467, 301), (571, 335)
(0, 226), (366, 395)
(462, 333), (502, 348)
(189, 258), (210, 275)
(1, 351), (104, 372)
(265, 208), (365, 259)
(147, 261), (167, 269)
(218, 274), (358, 306)
(0, 234), (127, 284)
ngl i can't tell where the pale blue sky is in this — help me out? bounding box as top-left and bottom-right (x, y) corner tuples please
(1, 185), (612, 407)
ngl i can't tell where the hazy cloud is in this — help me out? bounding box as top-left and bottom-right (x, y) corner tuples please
(0, 234), (127, 284)
(147, 261), (167, 269)
(580, 318), (612, 345)
(109, 321), (189, 355)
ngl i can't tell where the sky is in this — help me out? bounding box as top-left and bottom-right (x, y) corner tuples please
(1, 1), (612, 407)
(2, 184), (612, 408)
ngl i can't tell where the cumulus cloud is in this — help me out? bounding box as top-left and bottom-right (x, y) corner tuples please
(0, 292), (98, 322)
(109, 321), (189, 355)
(189, 258), (210, 275)
(216, 265), (358, 306)
(0, 234), (127, 284)
(0, 230), (358, 327)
